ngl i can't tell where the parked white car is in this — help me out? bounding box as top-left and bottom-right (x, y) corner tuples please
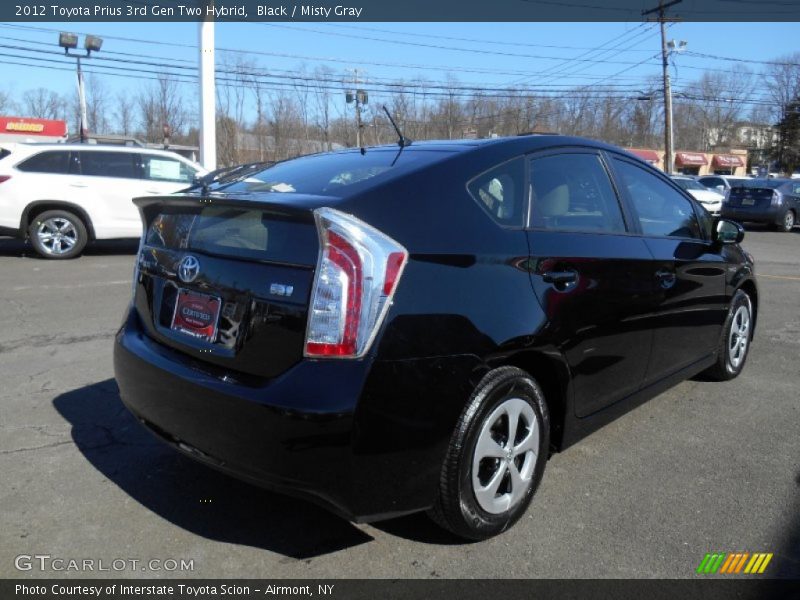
(0, 143), (205, 258)
(671, 175), (724, 216)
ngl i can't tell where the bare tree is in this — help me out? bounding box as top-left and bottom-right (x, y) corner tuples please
(82, 73), (110, 135)
(137, 75), (188, 144)
(22, 88), (66, 120)
(114, 91), (135, 136)
(0, 87), (17, 114)
(311, 66), (334, 151)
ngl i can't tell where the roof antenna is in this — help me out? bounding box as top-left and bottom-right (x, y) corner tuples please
(382, 105), (412, 148)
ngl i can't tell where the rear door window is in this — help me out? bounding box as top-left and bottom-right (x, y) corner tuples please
(467, 156), (526, 227)
(612, 158), (702, 239)
(77, 151), (137, 179)
(529, 152), (626, 233)
(16, 150), (71, 174)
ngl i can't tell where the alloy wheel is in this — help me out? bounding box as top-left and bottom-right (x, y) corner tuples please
(472, 397), (539, 514)
(728, 305), (750, 369)
(36, 217), (78, 256)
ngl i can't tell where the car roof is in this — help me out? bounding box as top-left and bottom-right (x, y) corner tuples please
(328, 134), (640, 160)
(6, 142), (195, 160)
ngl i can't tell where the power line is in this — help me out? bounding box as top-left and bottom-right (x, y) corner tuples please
(254, 22), (665, 67)
(0, 23), (654, 83)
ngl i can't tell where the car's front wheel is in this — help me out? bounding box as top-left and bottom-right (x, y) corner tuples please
(429, 366), (549, 540)
(28, 210), (88, 259)
(704, 289), (753, 381)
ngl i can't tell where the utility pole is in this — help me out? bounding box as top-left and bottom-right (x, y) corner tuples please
(76, 56), (88, 143)
(643, 0), (682, 174)
(345, 69), (368, 148)
(198, 1), (216, 170)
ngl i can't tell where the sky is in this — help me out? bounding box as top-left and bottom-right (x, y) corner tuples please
(0, 21), (798, 123)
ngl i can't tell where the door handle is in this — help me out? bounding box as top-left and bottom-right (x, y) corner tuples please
(69, 182), (88, 188)
(542, 270), (577, 284)
(542, 270), (578, 290)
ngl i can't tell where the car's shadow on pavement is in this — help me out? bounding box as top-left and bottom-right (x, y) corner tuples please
(52, 379), (375, 560)
(0, 237), (138, 257)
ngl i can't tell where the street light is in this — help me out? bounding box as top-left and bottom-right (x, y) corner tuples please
(58, 32), (104, 143)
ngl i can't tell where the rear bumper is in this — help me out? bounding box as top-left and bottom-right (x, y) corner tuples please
(113, 310), (451, 522)
(721, 205), (782, 225)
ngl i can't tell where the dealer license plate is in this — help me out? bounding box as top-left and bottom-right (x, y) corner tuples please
(171, 288), (222, 342)
(741, 198), (755, 206)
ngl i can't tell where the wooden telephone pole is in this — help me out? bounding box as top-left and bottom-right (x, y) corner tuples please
(643, 0), (682, 174)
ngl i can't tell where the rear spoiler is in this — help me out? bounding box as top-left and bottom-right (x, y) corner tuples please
(133, 193), (322, 230)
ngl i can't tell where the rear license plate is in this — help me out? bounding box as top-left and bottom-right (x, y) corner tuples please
(741, 198), (755, 206)
(171, 288), (222, 342)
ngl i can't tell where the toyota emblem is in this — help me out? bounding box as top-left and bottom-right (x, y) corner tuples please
(178, 255), (201, 283)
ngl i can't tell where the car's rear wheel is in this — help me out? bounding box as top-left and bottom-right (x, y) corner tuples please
(780, 209), (795, 232)
(28, 210), (88, 259)
(429, 366), (549, 540)
(703, 289), (753, 381)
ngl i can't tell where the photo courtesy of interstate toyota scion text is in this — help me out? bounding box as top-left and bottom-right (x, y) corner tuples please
(114, 134), (757, 540)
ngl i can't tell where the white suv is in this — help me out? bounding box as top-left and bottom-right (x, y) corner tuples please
(0, 143), (205, 258)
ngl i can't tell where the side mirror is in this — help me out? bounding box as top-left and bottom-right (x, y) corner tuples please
(715, 219), (744, 245)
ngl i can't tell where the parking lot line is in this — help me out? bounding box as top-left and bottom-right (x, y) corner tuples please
(757, 273), (800, 282)
(10, 280), (130, 292)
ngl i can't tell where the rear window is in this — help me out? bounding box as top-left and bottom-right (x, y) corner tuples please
(217, 149), (432, 196)
(733, 179), (785, 189)
(17, 150), (71, 174)
(145, 207), (318, 265)
(0, 149), (10, 162)
(77, 151), (137, 179)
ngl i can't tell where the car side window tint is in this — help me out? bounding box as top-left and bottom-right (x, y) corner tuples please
(17, 151), (70, 174)
(613, 159), (701, 239)
(141, 154), (195, 183)
(529, 153), (626, 233)
(467, 157), (526, 227)
(78, 151), (136, 179)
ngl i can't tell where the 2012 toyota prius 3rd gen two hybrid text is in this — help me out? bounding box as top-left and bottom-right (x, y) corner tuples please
(114, 135), (758, 540)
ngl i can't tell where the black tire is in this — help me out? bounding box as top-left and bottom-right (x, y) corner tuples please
(428, 366), (550, 540)
(703, 289), (753, 381)
(28, 209), (88, 259)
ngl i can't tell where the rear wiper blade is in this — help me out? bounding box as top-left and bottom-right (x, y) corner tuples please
(184, 161), (275, 193)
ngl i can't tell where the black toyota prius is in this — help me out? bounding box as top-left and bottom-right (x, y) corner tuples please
(114, 135), (757, 540)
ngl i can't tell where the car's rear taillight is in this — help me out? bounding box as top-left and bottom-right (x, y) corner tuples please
(771, 191), (782, 206)
(0, 175), (11, 184)
(305, 207), (408, 359)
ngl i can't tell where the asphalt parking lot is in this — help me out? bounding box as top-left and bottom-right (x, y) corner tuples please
(1, 229), (798, 579)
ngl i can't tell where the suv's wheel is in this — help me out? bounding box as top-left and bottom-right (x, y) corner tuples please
(429, 366), (549, 540)
(703, 289), (753, 381)
(780, 209), (795, 232)
(28, 210), (88, 259)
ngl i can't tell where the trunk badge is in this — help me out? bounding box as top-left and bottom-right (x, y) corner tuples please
(270, 283), (294, 297)
(178, 255), (201, 283)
